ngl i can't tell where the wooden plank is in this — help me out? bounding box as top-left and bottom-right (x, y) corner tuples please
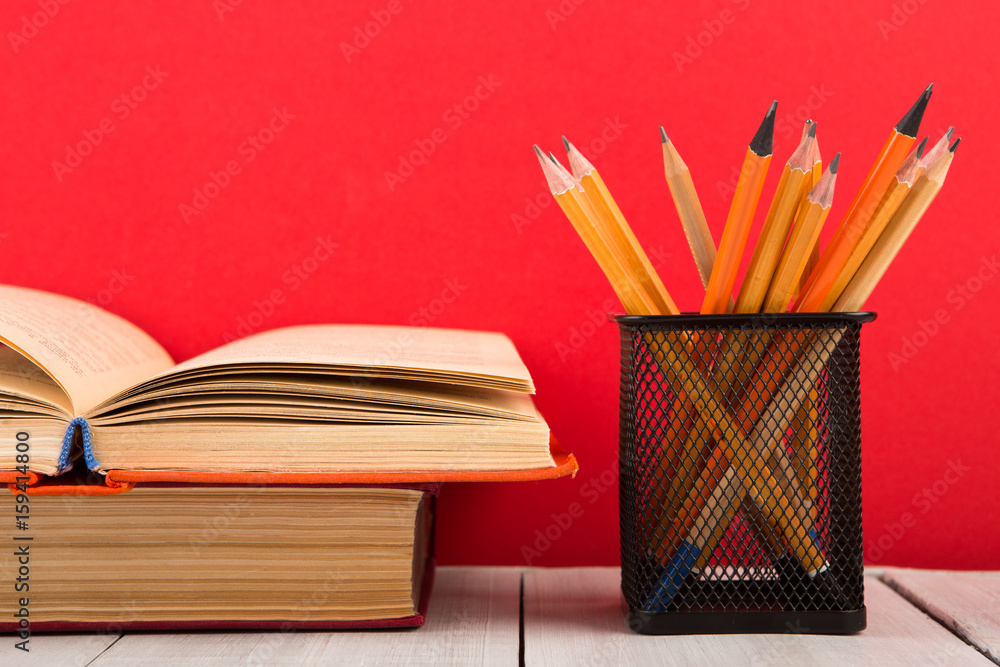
(522, 567), (993, 666)
(88, 566), (519, 666)
(883, 568), (1000, 664)
(0, 632), (120, 667)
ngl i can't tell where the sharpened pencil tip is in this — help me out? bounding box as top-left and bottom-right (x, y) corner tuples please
(659, 126), (669, 144)
(896, 86), (932, 137)
(949, 137), (961, 153)
(562, 136), (570, 152)
(548, 152), (561, 166)
(533, 144), (544, 158)
(749, 101), (777, 156)
(808, 122), (817, 138)
(947, 126), (955, 139)
(916, 136), (929, 158)
(830, 153), (840, 174)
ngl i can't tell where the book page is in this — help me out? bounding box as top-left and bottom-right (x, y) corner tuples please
(89, 375), (542, 423)
(0, 345), (73, 414)
(165, 325), (534, 390)
(0, 285), (175, 415)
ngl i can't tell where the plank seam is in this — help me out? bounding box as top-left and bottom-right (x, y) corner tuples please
(518, 570), (526, 667)
(83, 632), (125, 667)
(879, 573), (1000, 666)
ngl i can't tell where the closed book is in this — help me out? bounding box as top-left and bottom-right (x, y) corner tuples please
(2, 476), (440, 630)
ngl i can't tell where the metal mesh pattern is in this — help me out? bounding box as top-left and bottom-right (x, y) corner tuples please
(617, 313), (872, 631)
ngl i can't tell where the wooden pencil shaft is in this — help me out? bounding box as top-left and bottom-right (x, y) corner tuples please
(834, 153), (952, 312)
(537, 149), (659, 314)
(797, 130), (915, 312)
(764, 201), (832, 313)
(818, 176), (912, 311)
(735, 167), (811, 312)
(662, 141), (717, 288)
(553, 188), (654, 314)
(702, 147), (772, 314)
(579, 169), (678, 314)
(736, 131), (816, 314)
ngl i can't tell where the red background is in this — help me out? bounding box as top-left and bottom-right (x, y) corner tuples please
(1, 1), (997, 569)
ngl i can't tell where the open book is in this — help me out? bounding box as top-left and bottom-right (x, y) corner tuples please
(0, 285), (556, 477)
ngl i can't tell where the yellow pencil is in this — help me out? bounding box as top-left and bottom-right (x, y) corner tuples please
(660, 128), (718, 291)
(701, 101), (776, 314)
(817, 137), (927, 311)
(565, 138), (678, 314)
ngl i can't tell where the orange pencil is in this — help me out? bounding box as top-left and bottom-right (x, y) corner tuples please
(817, 137), (927, 311)
(795, 85), (931, 312)
(701, 101), (776, 314)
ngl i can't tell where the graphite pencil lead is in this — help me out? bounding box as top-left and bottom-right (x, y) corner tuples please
(549, 151), (559, 164)
(947, 126), (955, 139)
(895, 85), (933, 137)
(660, 126), (669, 144)
(533, 144), (544, 158)
(916, 136), (929, 158)
(830, 152), (840, 174)
(749, 100), (778, 156)
(808, 121), (817, 138)
(949, 138), (961, 153)
(562, 136), (570, 152)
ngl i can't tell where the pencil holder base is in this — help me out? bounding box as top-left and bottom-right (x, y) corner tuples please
(628, 607), (867, 635)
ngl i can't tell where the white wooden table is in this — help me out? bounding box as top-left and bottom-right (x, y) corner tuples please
(4, 567), (998, 666)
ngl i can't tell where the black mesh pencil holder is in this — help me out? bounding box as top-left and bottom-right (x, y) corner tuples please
(617, 312), (875, 635)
